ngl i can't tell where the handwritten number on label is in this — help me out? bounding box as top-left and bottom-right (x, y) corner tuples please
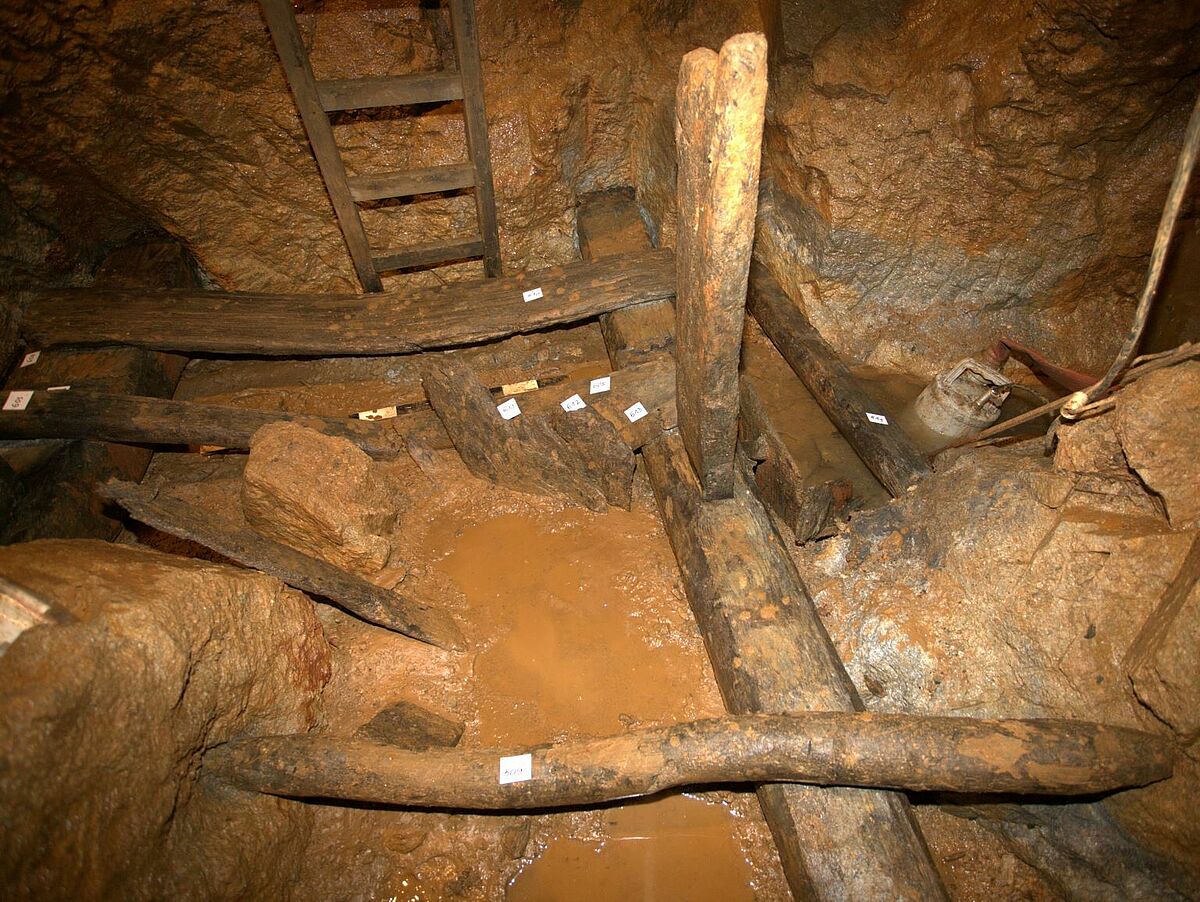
(560, 393), (586, 412)
(589, 376), (611, 394)
(624, 402), (648, 423)
(499, 753), (532, 785)
(497, 398), (522, 420)
(522, 287), (543, 302)
(866, 412), (889, 425)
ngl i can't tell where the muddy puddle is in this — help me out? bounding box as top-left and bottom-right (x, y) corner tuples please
(415, 499), (770, 900)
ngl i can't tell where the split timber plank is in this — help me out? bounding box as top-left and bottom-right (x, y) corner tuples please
(207, 712), (1173, 809)
(740, 379), (849, 543)
(674, 35), (767, 500)
(421, 357), (613, 511)
(643, 433), (948, 900)
(579, 128), (947, 900)
(748, 261), (932, 497)
(18, 249), (675, 357)
(0, 389), (404, 460)
(347, 163), (475, 202)
(355, 700), (465, 750)
(576, 189), (675, 368)
(99, 480), (463, 650)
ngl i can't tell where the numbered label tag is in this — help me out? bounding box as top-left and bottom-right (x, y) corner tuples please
(522, 287), (544, 303)
(357, 405), (398, 421)
(4, 390), (33, 411)
(866, 412), (889, 425)
(560, 393), (586, 412)
(20, 351), (40, 367)
(589, 376), (611, 394)
(499, 753), (533, 785)
(497, 398), (522, 420)
(624, 401), (648, 423)
(501, 379), (539, 395)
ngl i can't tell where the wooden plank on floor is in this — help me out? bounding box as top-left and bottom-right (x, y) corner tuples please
(18, 249), (675, 356)
(98, 480), (463, 649)
(674, 36), (767, 500)
(643, 432), (948, 901)
(748, 261), (932, 497)
(0, 389), (405, 460)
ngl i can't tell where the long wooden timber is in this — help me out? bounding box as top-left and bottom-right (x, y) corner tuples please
(748, 261), (932, 497)
(0, 389), (404, 460)
(206, 712), (1171, 809)
(99, 480), (463, 650)
(580, 94), (947, 902)
(18, 249), (675, 357)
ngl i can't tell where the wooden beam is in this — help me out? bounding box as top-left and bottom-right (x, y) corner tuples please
(674, 36), (768, 500)
(748, 261), (932, 497)
(643, 432), (948, 900)
(19, 249), (674, 356)
(373, 237), (485, 274)
(259, 0), (382, 292)
(448, 0), (502, 278)
(347, 163), (475, 202)
(0, 389), (404, 460)
(740, 379), (850, 542)
(206, 712), (1172, 808)
(316, 73), (465, 111)
(99, 481), (463, 650)
(576, 190), (675, 368)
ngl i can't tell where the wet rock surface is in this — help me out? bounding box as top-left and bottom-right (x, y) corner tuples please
(793, 361), (1200, 897)
(0, 539), (331, 899)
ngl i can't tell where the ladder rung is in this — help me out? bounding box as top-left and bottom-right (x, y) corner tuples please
(348, 163), (476, 202)
(316, 73), (465, 112)
(373, 237), (486, 273)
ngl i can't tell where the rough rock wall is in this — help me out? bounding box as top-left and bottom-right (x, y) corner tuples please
(755, 0), (1200, 376)
(0, 540), (331, 899)
(793, 362), (1200, 897)
(0, 0), (757, 294)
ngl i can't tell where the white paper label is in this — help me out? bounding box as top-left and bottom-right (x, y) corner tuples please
(522, 287), (544, 303)
(866, 412), (889, 425)
(357, 405), (398, 421)
(20, 351), (40, 367)
(589, 376), (611, 394)
(47, 385), (70, 391)
(624, 401), (648, 423)
(501, 379), (539, 395)
(560, 393), (586, 412)
(4, 391), (33, 411)
(497, 398), (522, 420)
(499, 753), (532, 785)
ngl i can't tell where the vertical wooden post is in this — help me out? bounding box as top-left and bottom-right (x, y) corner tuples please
(674, 35), (768, 500)
(449, 0), (502, 278)
(259, 0), (383, 292)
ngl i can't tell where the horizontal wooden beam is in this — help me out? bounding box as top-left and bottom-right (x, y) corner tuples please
(316, 73), (464, 111)
(205, 712), (1172, 809)
(99, 480), (463, 650)
(0, 389), (403, 460)
(18, 249), (675, 356)
(373, 237), (484, 274)
(348, 163), (475, 202)
(748, 261), (932, 497)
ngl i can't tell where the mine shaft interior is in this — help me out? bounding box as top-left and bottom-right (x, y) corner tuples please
(2, 1), (1199, 899)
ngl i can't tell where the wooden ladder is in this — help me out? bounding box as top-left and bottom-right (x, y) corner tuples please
(260, 0), (502, 292)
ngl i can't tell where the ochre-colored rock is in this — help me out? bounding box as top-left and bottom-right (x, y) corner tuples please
(793, 365), (1200, 893)
(1115, 361), (1200, 529)
(0, 539), (331, 899)
(242, 422), (403, 573)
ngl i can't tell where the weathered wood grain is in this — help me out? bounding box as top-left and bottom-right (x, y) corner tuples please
(0, 389), (404, 460)
(207, 712), (1173, 808)
(748, 261), (932, 497)
(354, 700), (465, 750)
(674, 35), (767, 500)
(19, 250), (674, 356)
(643, 431), (948, 901)
(98, 481), (463, 650)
